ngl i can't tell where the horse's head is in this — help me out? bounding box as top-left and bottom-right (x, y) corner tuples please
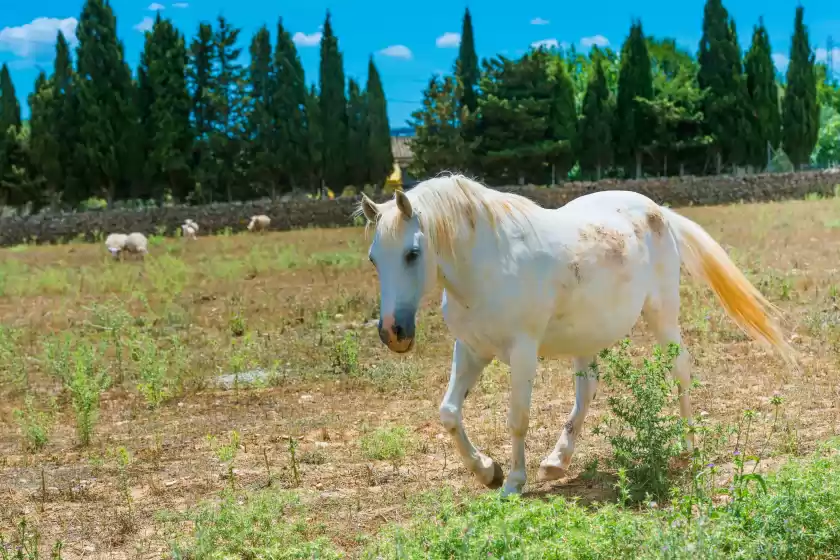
(360, 190), (434, 354)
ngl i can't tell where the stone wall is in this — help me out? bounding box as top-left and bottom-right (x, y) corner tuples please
(1, 171), (837, 247)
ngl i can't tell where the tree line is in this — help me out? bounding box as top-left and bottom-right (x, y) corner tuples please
(0, 0), (393, 212)
(411, 2), (840, 184)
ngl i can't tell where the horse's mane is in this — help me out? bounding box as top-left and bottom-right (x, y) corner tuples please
(355, 174), (540, 258)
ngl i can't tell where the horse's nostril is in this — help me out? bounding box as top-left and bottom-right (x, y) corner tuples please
(393, 324), (405, 339)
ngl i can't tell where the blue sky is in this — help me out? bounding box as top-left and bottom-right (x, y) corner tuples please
(1, 1), (839, 128)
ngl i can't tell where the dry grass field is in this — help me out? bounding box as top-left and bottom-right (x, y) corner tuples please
(2, 195), (840, 558)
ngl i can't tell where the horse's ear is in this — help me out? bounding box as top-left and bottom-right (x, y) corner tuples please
(360, 193), (380, 222)
(394, 189), (413, 219)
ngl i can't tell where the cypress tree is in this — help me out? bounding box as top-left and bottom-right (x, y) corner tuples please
(318, 11), (348, 190)
(408, 75), (467, 178)
(51, 32), (79, 205)
(346, 79), (369, 188)
(28, 72), (61, 208)
(744, 18), (780, 170)
(457, 8), (479, 113)
(74, 0), (136, 204)
(247, 25), (276, 198)
(697, 0), (749, 171)
(577, 58), (613, 179)
(138, 13), (193, 202)
(614, 20), (653, 178)
(187, 22), (217, 202)
(365, 57), (393, 187)
(0, 65), (21, 133)
(212, 15), (247, 201)
(274, 18), (309, 190)
(305, 85), (323, 192)
(782, 6), (819, 169)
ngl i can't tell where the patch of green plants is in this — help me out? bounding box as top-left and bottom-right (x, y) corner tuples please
(360, 426), (413, 466)
(13, 395), (57, 452)
(65, 343), (111, 446)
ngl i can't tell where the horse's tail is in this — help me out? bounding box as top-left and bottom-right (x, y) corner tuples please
(660, 206), (797, 367)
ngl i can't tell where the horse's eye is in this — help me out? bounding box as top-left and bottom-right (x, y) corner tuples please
(405, 249), (420, 265)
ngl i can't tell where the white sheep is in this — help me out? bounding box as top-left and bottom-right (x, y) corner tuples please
(182, 219), (199, 241)
(124, 232), (149, 259)
(247, 214), (271, 233)
(105, 233), (128, 260)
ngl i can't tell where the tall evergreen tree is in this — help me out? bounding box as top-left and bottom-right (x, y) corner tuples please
(744, 19), (781, 170)
(247, 25), (277, 198)
(0, 65), (21, 133)
(74, 0), (136, 204)
(138, 13), (193, 202)
(212, 15), (247, 201)
(305, 85), (323, 192)
(614, 20), (653, 178)
(187, 22), (217, 202)
(346, 79), (369, 188)
(365, 57), (393, 188)
(697, 0), (749, 171)
(577, 58), (613, 179)
(318, 11), (347, 190)
(28, 73), (61, 208)
(51, 32), (79, 205)
(274, 18), (309, 191)
(409, 75), (467, 177)
(457, 8), (479, 114)
(782, 6), (820, 169)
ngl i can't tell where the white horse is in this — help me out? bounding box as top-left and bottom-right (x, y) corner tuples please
(356, 174), (795, 496)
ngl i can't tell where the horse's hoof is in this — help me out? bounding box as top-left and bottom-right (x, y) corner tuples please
(537, 463), (568, 482)
(484, 461), (505, 489)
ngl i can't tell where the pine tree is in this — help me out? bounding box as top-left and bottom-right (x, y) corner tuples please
(365, 57), (393, 188)
(74, 0), (136, 204)
(346, 79), (369, 188)
(744, 18), (780, 170)
(187, 22), (217, 202)
(577, 58), (613, 179)
(0, 65), (29, 208)
(138, 13), (193, 202)
(318, 11), (347, 190)
(274, 18), (309, 191)
(247, 25), (276, 198)
(782, 6), (820, 169)
(614, 20), (653, 178)
(457, 8), (479, 114)
(408, 75), (467, 177)
(697, 0), (749, 171)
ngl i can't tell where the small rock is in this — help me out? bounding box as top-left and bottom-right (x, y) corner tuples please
(164, 480), (177, 487)
(299, 394), (314, 403)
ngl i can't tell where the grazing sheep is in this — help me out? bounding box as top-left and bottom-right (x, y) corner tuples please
(182, 219), (199, 241)
(124, 232), (149, 259)
(247, 214), (271, 233)
(105, 233), (128, 260)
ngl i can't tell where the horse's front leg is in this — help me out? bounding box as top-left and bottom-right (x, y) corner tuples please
(438, 340), (502, 488)
(503, 337), (539, 496)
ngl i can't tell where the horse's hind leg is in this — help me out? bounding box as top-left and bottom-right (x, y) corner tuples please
(643, 284), (695, 451)
(439, 340), (503, 489)
(538, 356), (598, 482)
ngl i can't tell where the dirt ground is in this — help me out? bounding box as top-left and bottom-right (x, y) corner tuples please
(1, 196), (840, 559)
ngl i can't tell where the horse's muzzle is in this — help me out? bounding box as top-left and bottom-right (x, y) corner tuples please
(378, 311), (416, 353)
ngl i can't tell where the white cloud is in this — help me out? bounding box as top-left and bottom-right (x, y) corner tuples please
(148, 3), (165, 10)
(436, 32), (460, 48)
(134, 16), (154, 33)
(581, 34), (609, 48)
(530, 17), (549, 25)
(379, 44), (412, 59)
(172, 2), (189, 7)
(0, 17), (78, 58)
(293, 31), (322, 47)
(772, 53), (789, 72)
(531, 38), (559, 50)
